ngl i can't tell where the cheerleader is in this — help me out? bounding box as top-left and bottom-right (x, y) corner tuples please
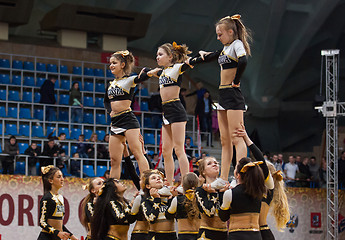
(91, 178), (135, 240)
(166, 172), (200, 240)
(195, 157), (228, 240)
(259, 163), (290, 239)
(80, 177), (104, 240)
(193, 14), (252, 189)
(104, 50), (151, 179)
(141, 169), (176, 240)
(38, 165), (78, 240)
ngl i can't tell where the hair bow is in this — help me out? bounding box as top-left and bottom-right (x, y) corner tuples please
(172, 42), (182, 50)
(98, 183), (106, 196)
(196, 160), (201, 166)
(114, 50), (130, 57)
(185, 189), (195, 201)
(82, 184), (89, 190)
(152, 169), (165, 179)
(272, 170), (283, 181)
(240, 161), (263, 173)
(230, 14), (241, 20)
(41, 165), (54, 175)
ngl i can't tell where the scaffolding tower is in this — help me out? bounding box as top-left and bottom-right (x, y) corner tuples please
(318, 49), (341, 240)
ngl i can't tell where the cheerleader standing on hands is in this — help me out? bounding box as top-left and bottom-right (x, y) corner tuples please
(38, 165), (78, 240)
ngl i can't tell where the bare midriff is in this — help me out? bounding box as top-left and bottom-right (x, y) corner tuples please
(110, 100), (131, 116)
(220, 68), (236, 86)
(160, 85), (180, 102)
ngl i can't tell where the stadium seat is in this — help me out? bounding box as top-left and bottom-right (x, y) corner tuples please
(19, 124), (30, 136)
(0, 59), (10, 68)
(96, 130), (106, 141)
(60, 79), (70, 90)
(0, 123), (2, 134)
(141, 88), (149, 96)
(0, 74), (10, 84)
(23, 76), (35, 86)
(34, 92), (41, 103)
(58, 127), (70, 139)
(8, 90), (20, 101)
(32, 125), (44, 138)
(19, 108), (32, 119)
(84, 67), (94, 76)
(106, 69), (113, 77)
(144, 117), (152, 128)
(94, 68), (104, 77)
(47, 64), (57, 73)
(59, 94), (69, 105)
(84, 81), (94, 91)
(95, 83), (106, 93)
(0, 106), (5, 117)
(83, 96), (94, 107)
(23, 61), (34, 70)
(12, 60), (23, 69)
(59, 110), (69, 122)
(19, 143), (29, 154)
(83, 165), (95, 177)
(12, 75), (22, 85)
(5, 124), (18, 135)
(34, 108), (43, 120)
(96, 165), (107, 177)
(36, 77), (45, 87)
(22, 91), (33, 102)
(70, 128), (82, 140)
(84, 129), (92, 140)
(83, 112), (94, 124)
(54, 79), (59, 89)
(61, 165), (72, 177)
(96, 113), (107, 125)
(71, 145), (78, 155)
(95, 97), (104, 107)
(46, 126), (56, 137)
(144, 133), (155, 145)
(73, 66), (82, 75)
(7, 107), (18, 118)
(15, 161), (25, 174)
(36, 62), (46, 71)
(140, 101), (149, 111)
(0, 89), (6, 100)
(60, 65), (68, 74)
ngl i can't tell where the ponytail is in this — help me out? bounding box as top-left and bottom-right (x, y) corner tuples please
(159, 42), (192, 64)
(182, 172), (200, 221)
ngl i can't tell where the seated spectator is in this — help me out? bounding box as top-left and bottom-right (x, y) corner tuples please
(76, 134), (88, 158)
(190, 156), (199, 175)
(296, 157), (311, 187)
(319, 157), (327, 188)
(86, 133), (98, 159)
(103, 170), (110, 179)
(41, 138), (60, 167)
(1, 135), (19, 174)
(24, 142), (41, 176)
(57, 150), (69, 171)
(48, 128), (66, 151)
(284, 155), (299, 187)
(151, 153), (159, 167)
(185, 137), (195, 159)
(70, 153), (82, 177)
(339, 151), (345, 187)
(309, 156), (319, 187)
(98, 134), (110, 162)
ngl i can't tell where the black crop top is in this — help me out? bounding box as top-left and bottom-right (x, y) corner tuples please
(195, 187), (220, 218)
(158, 63), (192, 88)
(105, 199), (135, 225)
(141, 196), (172, 223)
(39, 192), (72, 237)
(262, 189), (274, 206)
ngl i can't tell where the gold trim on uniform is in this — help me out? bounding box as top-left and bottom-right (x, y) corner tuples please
(260, 226), (270, 231)
(219, 84), (235, 89)
(110, 109), (132, 118)
(178, 231), (199, 234)
(40, 201), (48, 227)
(199, 226), (228, 232)
(228, 227), (260, 233)
(162, 98), (180, 105)
(149, 230), (176, 233)
(132, 230), (149, 234)
(106, 234), (121, 240)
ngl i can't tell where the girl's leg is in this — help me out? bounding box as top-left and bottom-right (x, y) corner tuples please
(125, 128), (149, 176)
(171, 121), (189, 180)
(218, 110), (232, 181)
(227, 110), (247, 164)
(162, 125), (174, 185)
(109, 134), (125, 179)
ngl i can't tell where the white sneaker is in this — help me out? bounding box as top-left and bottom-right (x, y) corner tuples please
(157, 186), (172, 196)
(176, 185), (184, 194)
(210, 178), (228, 190)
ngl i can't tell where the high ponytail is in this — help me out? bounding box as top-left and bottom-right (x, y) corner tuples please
(159, 42), (192, 64)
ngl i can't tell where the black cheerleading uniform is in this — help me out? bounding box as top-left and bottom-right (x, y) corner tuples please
(141, 196), (177, 240)
(195, 187), (228, 240)
(104, 71), (150, 135)
(37, 192), (73, 240)
(84, 199), (94, 240)
(260, 190), (275, 240)
(130, 195), (149, 240)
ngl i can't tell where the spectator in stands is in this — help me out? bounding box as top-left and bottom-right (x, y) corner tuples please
(41, 138), (60, 167)
(185, 136), (195, 159)
(179, 87), (187, 110)
(69, 82), (83, 125)
(151, 153), (159, 167)
(191, 156), (199, 175)
(86, 133), (102, 163)
(70, 152), (82, 177)
(57, 150), (69, 171)
(103, 170), (110, 179)
(186, 81), (207, 100)
(47, 128), (66, 151)
(195, 90), (214, 146)
(278, 153), (285, 170)
(98, 134), (110, 164)
(76, 134), (88, 158)
(296, 155), (302, 166)
(296, 157), (311, 187)
(284, 155), (299, 187)
(40, 78), (56, 122)
(339, 151), (345, 187)
(319, 157), (327, 188)
(1, 135), (19, 174)
(24, 142), (41, 176)
(148, 88), (162, 129)
(309, 156), (319, 187)
(271, 154), (283, 172)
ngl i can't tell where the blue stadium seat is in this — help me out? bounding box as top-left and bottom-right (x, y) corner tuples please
(19, 143), (29, 154)
(61, 144), (68, 154)
(7, 107), (18, 118)
(22, 91), (33, 102)
(59, 95), (69, 105)
(95, 83), (105, 93)
(8, 90), (20, 101)
(146, 150), (154, 156)
(12, 60), (23, 69)
(0, 59), (10, 68)
(83, 165), (95, 177)
(94, 68), (104, 77)
(5, 124), (18, 135)
(95, 97), (104, 107)
(96, 165), (107, 177)
(58, 127), (70, 139)
(61, 165), (72, 177)
(46, 126), (56, 137)
(54, 79), (59, 89)
(83, 96), (94, 107)
(140, 101), (149, 111)
(0, 89), (6, 100)
(96, 113), (106, 125)
(15, 161), (25, 174)
(0, 106), (5, 117)
(36, 77), (45, 87)
(84, 81), (94, 91)
(59, 110), (69, 122)
(96, 130), (106, 141)
(106, 69), (113, 77)
(156, 134), (161, 145)
(23, 76), (35, 86)
(144, 117), (152, 128)
(32, 125), (44, 138)
(83, 112), (94, 124)
(144, 133), (155, 145)
(34, 92), (41, 103)
(19, 124), (30, 136)
(23, 61), (34, 70)
(84, 67), (94, 76)
(73, 66), (82, 75)
(60, 79), (70, 90)
(107, 115), (111, 124)
(70, 128), (82, 140)
(12, 75), (22, 85)
(60, 65), (68, 74)
(47, 64), (57, 73)
(19, 108), (32, 119)
(0, 74), (10, 84)
(0, 123), (2, 135)
(84, 129), (92, 140)
(141, 88), (149, 96)
(71, 145), (78, 155)
(36, 62), (46, 71)
(34, 108), (43, 120)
